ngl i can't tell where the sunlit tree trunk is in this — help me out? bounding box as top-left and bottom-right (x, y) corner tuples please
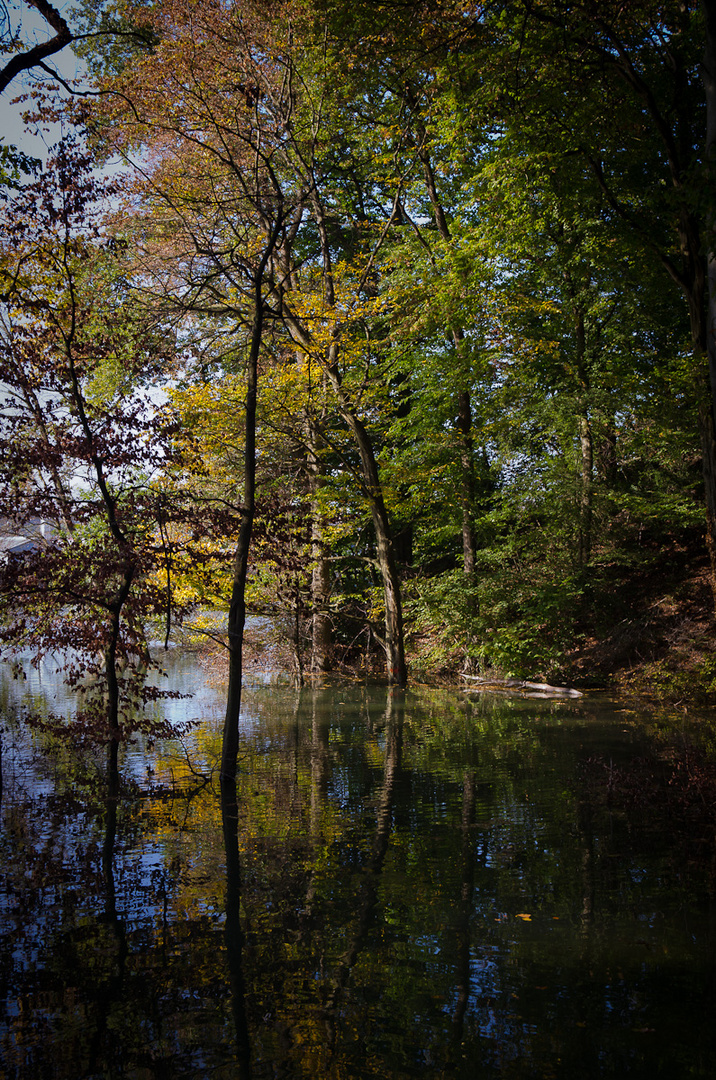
(324, 374), (407, 686)
(298, 193), (407, 686)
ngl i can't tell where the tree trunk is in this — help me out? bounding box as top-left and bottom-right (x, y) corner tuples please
(373, 499), (408, 687)
(324, 368), (407, 686)
(457, 387), (478, 578)
(578, 413), (593, 567)
(221, 215), (283, 782)
(291, 574), (305, 687)
(702, 0), (716, 602)
(280, 199), (406, 683)
(104, 564), (134, 798)
(306, 415), (332, 674)
(221, 339), (258, 783)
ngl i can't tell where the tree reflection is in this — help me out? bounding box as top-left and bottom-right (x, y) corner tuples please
(3, 669), (716, 1078)
(221, 776), (252, 1077)
(451, 769), (477, 1044)
(322, 688), (404, 1050)
(86, 787), (128, 1074)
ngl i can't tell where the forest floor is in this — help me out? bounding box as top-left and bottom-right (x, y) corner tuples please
(564, 533), (716, 705)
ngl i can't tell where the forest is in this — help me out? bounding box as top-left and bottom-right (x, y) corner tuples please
(3, 0), (716, 773)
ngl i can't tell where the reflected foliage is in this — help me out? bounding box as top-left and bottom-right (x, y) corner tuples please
(1, 660), (716, 1077)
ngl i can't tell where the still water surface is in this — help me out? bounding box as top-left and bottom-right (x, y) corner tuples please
(1, 651), (715, 1078)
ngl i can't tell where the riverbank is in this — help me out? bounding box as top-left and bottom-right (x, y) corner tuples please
(179, 531), (716, 708)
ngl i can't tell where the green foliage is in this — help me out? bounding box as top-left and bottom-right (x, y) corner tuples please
(408, 534), (584, 681)
(0, 141), (40, 190)
(10, 0), (712, 692)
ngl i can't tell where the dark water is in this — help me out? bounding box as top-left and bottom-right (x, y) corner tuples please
(1, 653), (715, 1078)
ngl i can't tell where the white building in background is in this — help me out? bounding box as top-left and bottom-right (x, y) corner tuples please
(0, 517), (55, 559)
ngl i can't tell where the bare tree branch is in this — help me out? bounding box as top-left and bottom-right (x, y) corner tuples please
(0, 0), (72, 96)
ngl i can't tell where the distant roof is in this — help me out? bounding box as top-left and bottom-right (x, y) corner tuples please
(0, 535), (37, 555)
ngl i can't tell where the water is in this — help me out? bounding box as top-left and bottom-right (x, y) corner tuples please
(1, 651), (715, 1078)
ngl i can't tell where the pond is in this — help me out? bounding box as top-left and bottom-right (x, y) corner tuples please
(1, 651), (715, 1078)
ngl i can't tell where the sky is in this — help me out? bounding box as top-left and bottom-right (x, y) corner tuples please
(1, 0), (87, 161)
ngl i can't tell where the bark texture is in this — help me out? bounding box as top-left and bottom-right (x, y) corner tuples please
(221, 218), (282, 782)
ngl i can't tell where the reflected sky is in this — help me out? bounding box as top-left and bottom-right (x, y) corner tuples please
(1, 654), (715, 1078)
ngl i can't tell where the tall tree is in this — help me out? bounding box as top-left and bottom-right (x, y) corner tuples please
(89, 0), (411, 685)
(0, 138), (191, 790)
(482, 0), (716, 599)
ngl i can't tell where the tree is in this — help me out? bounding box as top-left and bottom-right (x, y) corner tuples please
(0, 0), (156, 95)
(0, 137), (192, 790)
(0, 0), (73, 95)
(88, 0), (412, 688)
(480, 0), (716, 600)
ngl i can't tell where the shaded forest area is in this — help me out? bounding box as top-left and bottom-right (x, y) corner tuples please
(3, 0), (716, 722)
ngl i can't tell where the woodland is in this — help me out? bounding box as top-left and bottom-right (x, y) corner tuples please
(3, 0), (716, 782)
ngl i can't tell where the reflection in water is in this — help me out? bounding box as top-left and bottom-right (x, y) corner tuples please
(452, 769), (477, 1044)
(221, 777), (252, 1078)
(1, 656), (716, 1078)
(322, 688), (404, 1049)
(87, 791), (127, 1075)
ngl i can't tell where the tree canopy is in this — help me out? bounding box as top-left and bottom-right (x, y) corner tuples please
(2, 0), (716, 757)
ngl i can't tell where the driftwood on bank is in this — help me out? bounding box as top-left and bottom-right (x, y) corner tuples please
(461, 674), (583, 698)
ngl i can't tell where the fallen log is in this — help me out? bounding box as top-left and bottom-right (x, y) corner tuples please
(461, 674), (583, 698)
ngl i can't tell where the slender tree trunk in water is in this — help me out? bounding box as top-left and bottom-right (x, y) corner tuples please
(221, 320), (259, 782)
(105, 639), (121, 797)
(306, 416), (332, 674)
(221, 221), (282, 782)
(104, 566), (134, 798)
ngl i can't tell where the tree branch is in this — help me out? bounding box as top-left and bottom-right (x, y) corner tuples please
(0, 0), (72, 95)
